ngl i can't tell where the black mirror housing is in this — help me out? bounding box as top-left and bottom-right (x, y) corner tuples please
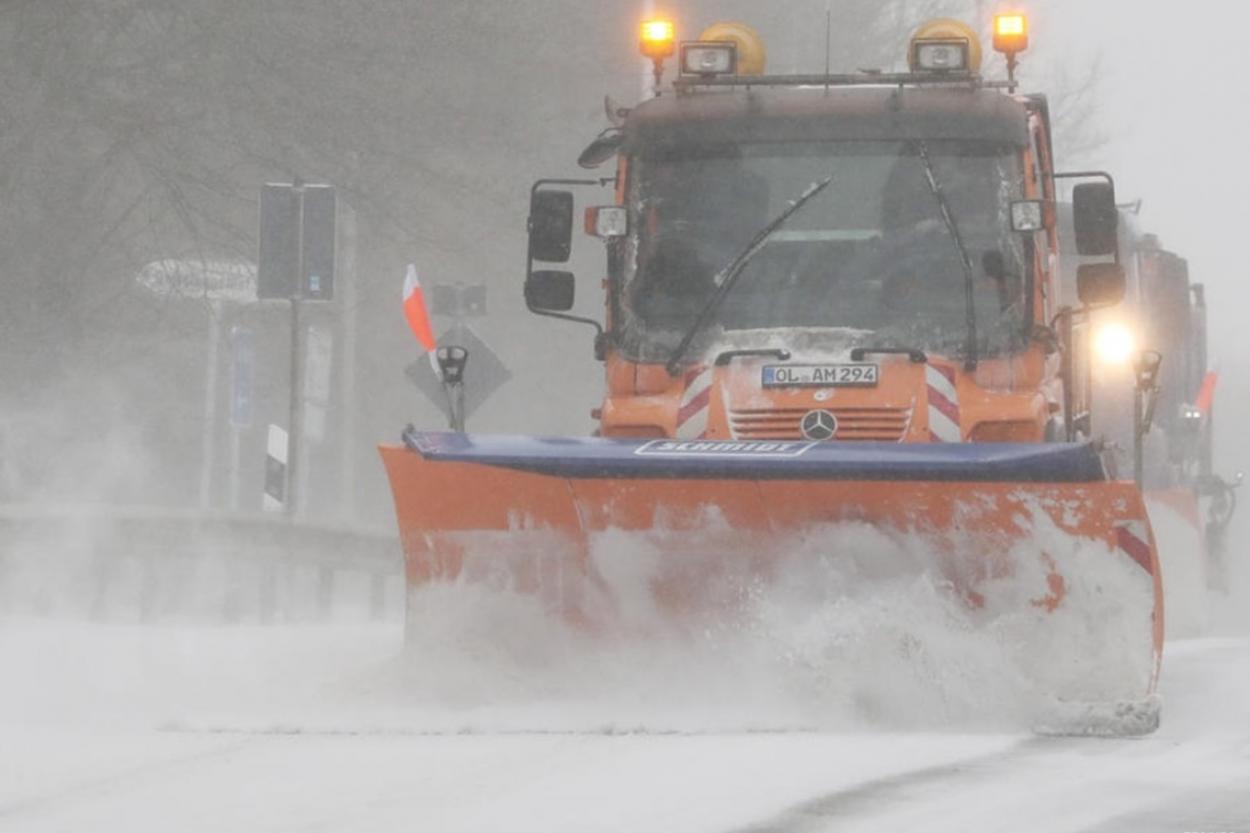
(528, 191), (574, 263)
(578, 131), (624, 169)
(1072, 182), (1118, 256)
(525, 270), (575, 312)
(1077, 262), (1126, 307)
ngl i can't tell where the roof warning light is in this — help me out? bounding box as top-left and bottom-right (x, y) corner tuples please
(993, 13), (1029, 55)
(640, 19), (676, 59)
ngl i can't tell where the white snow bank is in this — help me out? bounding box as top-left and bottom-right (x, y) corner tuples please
(0, 510), (1156, 737)
(372, 513), (1156, 734)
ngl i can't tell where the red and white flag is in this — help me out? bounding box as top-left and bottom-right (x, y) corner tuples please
(402, 264), (437, 353)
(403, 264), (443, 378)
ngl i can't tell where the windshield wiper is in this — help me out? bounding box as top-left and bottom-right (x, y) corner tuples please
(916, 142), (979, 371)
(665, 176), (835, 375)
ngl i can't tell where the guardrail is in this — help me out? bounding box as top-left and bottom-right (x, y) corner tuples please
(0, 504), (403, 623)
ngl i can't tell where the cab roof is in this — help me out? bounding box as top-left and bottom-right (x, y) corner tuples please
(625, 86), (1030, 152)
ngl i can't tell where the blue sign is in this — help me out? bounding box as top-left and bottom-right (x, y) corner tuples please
(230, 327), (255, 428)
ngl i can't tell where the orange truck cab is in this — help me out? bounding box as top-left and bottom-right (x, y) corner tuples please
(524, 19), (1128, 450)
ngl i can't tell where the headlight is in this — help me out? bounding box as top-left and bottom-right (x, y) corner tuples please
(1094, 323), (1136, 365)
(680, 42), (737, 76)
(912, 40), (970, 72)
(1010, 200), (1045, 232)
(584, 206), (628, 239)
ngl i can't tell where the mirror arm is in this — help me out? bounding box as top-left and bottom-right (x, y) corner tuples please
(530, 177), (617, 199)
(524, 258), (604, 339)
(525, 304), (604, 337)
(526, 304), (607, 360)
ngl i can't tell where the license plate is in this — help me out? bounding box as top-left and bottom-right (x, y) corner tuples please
(761, 364), (880, 388)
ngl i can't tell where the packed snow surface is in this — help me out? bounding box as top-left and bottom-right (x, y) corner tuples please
(1, 622), (1248, 833)
(1, 518), (1245, 831)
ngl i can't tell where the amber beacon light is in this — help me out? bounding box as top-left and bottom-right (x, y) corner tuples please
(640, 19), (676, 59)
(993, 13), (1029, 89)
(640, 18), (677, 96)
(993, 13), (1029, 55)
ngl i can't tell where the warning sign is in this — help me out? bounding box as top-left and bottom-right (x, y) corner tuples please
(405, 323), (511, 422)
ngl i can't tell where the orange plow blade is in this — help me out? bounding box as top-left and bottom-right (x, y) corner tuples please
(380, 431), (1164, 731)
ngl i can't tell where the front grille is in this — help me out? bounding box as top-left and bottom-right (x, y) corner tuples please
(729, 407), (911, 442)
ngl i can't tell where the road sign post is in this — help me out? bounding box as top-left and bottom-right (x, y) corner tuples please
(286, 184), (304, 519)
(259, 182), (336, 518)
(229, 327), (255, 512)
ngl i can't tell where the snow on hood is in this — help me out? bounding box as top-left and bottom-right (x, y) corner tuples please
(694, 326), (877, 364)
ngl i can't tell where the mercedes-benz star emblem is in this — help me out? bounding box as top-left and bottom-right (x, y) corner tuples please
(800, 409), (838, 441)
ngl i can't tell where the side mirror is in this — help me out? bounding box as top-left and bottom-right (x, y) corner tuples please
(1072, 182), (1118, 256)
(525, 270), (575, 312)
(528, 190), (574, 263)
(578, 131), (624, 169)
(1077, 262), (1126, 307)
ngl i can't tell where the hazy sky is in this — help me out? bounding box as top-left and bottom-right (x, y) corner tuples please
(1041, 1), (1249, 347)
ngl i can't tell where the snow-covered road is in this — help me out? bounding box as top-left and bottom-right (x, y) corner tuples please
(1, 622), (1247, 833)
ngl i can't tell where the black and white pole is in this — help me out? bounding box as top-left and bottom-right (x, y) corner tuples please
(257, 179), (335, 518)
(264, 424), (288, 512)
(285, 181), (307, 518)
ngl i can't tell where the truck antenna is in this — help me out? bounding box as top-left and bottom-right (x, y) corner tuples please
(824, 5), (832, 91)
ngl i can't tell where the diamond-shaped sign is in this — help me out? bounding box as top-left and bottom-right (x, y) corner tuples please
(405, 323), (512, 423)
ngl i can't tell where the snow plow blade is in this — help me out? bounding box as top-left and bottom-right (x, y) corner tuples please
(380, 431), (1164, 711)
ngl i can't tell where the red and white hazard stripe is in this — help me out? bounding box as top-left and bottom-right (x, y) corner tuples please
(676, 365), (713, 440)
(926, 364), (962, 443)
(1114, 519), (1154, 574)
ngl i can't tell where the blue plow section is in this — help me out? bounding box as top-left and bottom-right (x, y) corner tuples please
(400, 429), (1109, 484)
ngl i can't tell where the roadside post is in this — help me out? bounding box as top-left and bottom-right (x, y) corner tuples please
(258, 181), (336, 518)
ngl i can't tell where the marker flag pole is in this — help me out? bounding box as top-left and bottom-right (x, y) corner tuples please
(402, 264), (441, 378)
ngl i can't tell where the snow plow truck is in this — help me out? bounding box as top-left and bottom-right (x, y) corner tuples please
(381, 15), (1165, 733)
(1061, 208), (1240, 635)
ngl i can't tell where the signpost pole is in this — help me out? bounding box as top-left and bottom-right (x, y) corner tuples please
(337, 200), (358, 524)
(227, 325), (254, 512)
(286, 183), (306, 519)
(199, 299), (222, 510)
(228, 424), (242, 512)
(259, 179), (335, 519)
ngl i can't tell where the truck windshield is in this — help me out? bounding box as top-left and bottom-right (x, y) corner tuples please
(618, 140), (1029, 361)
